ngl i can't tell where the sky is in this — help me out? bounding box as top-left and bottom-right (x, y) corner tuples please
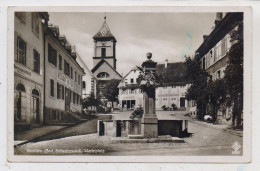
(49, 12), (216, 76)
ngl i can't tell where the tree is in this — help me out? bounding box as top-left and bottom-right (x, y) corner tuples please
(82, 93), (101, 111)
(101, 79), (121, 103)
(184, 54), (209, 120)
(207, 79), (226, 122)
(224, 19), (243, 128)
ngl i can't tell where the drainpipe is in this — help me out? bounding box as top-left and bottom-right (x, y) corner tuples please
(43, 30), (46, 124)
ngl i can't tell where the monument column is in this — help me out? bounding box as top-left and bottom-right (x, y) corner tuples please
(140, 52), (158, 138)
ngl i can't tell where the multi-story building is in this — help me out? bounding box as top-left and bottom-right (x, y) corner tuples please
(118, 61), (189, 110)
(44, 24), (85, 123)
(195, 12), (243, 123)
(14, 12), (49, 127)
(118, 66), (144, 109)
(76, 53), (97, 99)
(197, 13), (242, 81)
(155, 61), (188, 110)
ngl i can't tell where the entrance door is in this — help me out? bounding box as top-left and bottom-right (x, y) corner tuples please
(122, 100), (126, 109)
(65, 88), (71, 111)
(131, 100), (135, 108)
(116, 121), (121, 137)
(32, 97), (40, 123)
(32, 89), (40, 123)
(16, 83), (26, 121)
(17, 92), (22, 120)
(180, 97), (185, 107)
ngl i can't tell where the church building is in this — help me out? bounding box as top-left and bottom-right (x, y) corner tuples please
(91, 17), (122, 100)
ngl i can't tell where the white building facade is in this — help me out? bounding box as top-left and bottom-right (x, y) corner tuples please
(14, 12), (49, 127)
(118, 63), (189, 111)
(76, 53), (97, 99)
(118, 67), (143, 109)
(156, 84), (188, 110)
(44, 24), (85, 123)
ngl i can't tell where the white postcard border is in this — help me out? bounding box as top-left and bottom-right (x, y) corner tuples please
(7, 5), (252, 163)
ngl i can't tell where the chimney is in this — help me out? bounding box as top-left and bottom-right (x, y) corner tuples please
(165, 59), (168, 68)
(214, 12), (223, 26)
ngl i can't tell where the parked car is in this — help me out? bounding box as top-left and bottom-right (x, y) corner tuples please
(204, 115), (213, 122)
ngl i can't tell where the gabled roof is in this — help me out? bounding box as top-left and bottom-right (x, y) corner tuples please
(91, 59), (122, 78)
(196, 13), (243, 57)
(122, 66), (142, 80)
(93, 17), (115, 39)
(156, 62), (187, 84)
(76, 52), (97, 80)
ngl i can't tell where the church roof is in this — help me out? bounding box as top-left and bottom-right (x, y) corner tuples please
(91, 59), (122, 78)
(93, 17), (116, 40)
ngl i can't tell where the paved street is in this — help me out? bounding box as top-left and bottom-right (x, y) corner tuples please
(15, 111), (243, 156)
(18, 114), (111, 142)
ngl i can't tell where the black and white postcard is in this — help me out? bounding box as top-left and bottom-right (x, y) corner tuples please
(7, 6), (252, 163)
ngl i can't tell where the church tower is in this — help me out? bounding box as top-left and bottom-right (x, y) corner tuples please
(93, 16), (117, 69)
(91, 16), (121, 80)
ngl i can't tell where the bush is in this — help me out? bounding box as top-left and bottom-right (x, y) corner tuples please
(171, 103), (177, 110)
(161, 105), (168, 110)
(97, 106), (105, 113)
(129, 107), (143, 120)
(88, 110), (96, 115)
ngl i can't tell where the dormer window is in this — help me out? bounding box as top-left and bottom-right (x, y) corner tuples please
(210, 50), (213, 58)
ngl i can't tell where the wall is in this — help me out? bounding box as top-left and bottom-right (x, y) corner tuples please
(76, 57), (96, 98)
(95, 41), (114, 57)
(124, 69), (141, 84)
(14, 13), (45, 126)
(14, 76), (44, 125)
(201, 33), (233, 78)
(158, 120), (183, 137)
(118, 88), (143, 108)
(156, 85), (188, 109)
(93, 61), (121, 80)
(45, 34), (83, 113)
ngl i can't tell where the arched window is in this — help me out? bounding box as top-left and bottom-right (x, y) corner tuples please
(32, 89), (39, 96)
(97, 72), (110, 78)
(16, 83), (25, 92)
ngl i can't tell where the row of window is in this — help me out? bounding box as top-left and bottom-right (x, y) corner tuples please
(16, 36), (41, 74)
(157, 98), (177, 101)
(50, 79), (81, 105)
(161, 86), (186, 89)
(48, 43), (81, 85)
(202, 34), (231, 70)
(16, 12), (40, 37)
(121, 89), (143, 95)
(124, 78), (139, 84)
(208, 69), (223, 81)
